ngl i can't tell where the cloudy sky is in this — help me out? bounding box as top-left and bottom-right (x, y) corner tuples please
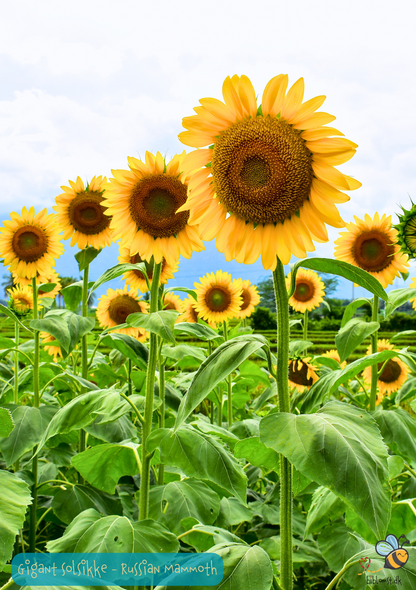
(1, 0), (415, 299)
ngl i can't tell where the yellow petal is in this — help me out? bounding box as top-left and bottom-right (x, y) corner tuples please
(280, 78), (304, 121)
(301, 127), (345, 141)
(306, 137), (358, 153)
(292, 112), (336, 130)
(199, 97), (236, 125)
(312, 161), (351, 190)
(181, 149), (211, 176)
(344, 175), (362, 190)
(261, 74), (289, 118)
(313, 150), (356, 166)
(311, 178), (350, 204)
(222, 76), (244, 118)
(179, 130), (215, 148)
(154, 152), (165, 174)
(287, 95), (326, 125)
(237, 75), (257, 117)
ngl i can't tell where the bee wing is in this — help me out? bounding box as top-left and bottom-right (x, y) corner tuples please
(386, 534), (399, 549)
(376, 541), (393, 556)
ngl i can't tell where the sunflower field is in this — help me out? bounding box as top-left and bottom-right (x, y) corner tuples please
(1, 74), (416, 590)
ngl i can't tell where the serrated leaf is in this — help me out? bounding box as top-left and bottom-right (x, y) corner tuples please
(335, 318), (380, 362)
(234, 436), (279, 470)
(0, 471), (32, 568)
(289, 340), (314, 356)
(50, 486), (122, 525)
(174, 322), (222, 341)
(0, 407), (14, 437)
(304, 486), (346, 537)
(373, 407), (416, 467)
(101, 332), (148, 368)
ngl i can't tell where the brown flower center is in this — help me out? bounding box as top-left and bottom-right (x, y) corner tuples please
(212, 117), (313, 224)
(189, 304), (199, 322)
(241, 288), (252, 311)
(12, 226), (48, 262)
(378, 359), (402, 383)
(294, 281), (314, 302)
(129, 175), (190, 238)
(205, 287), (231, 312)
(68, 191), (111, 235)
(164, 299), (179, 311)
(289, 360), (314, 387)
(108, 294), (141, 325)
(352, 230), (395, 272)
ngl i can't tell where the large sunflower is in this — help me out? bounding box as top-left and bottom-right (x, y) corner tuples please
(288, 358), (319, 392)
(178, 74), (360, 269)
(334, 213), (409, 288)
(363, 339), (409, 400)
(96, 287), (149, 340)
(286, 268), (325, 313)
(118, 246), (178, 294)
(54, 176), (112, 249)
(102, 151), (204, 265)
(233, 279), (260, 319)
(0, 207), (64, 278)
(7, 285), (33, 316)
(194, 270), (242, 324)
(14, 269), (61, 303)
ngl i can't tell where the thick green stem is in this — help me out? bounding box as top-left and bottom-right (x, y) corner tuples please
(303, 309), (308, 342)
(139, 261), (162, 520)
(222, 321), (233, 426)
(158, 357), (165, 485)
(128, 359), (133, 397)
(369, 295), (379, 411)
(79, 262), (90, 463)
(29, 277), (40, 553)
(272, 259), (292, 590)
(14, 323), (19, 404)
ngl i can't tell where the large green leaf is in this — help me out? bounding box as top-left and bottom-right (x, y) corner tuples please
(178, 524), (243, 553)
(304, 485), (346, 537)
(71, 442), (141, 494)
(127, 310), (180, 343)
(0, 407), (14, 437)
(341, 297), (371, 328)
(174, 322), (222, 341)
(66, 314), (95, 353)
(385, 288), (416, 318)
(75, 245), (102, 272)
(290, 258), (388, 300)
(147, 426), (247, 503)
(155, 543), (273, 590)
(175, 335), (269, 430)
(36, 390), (125, 453)
(335, 318), (380, 362)
(162, 344), (206, 363)
(47, 508), (178, 553)
(396, 377), (416, 404)
(51, 485), (122, 524)
(88, 262), (148, 298)
(101, 333), (148, 368)
(0, 405), (56, 467)
(85, 415), (137, 443)
(0, 471), (32, 568)
(148, 479), (220, 535)
(31, 316), (71, 353)
(234, 436), (279, 470)
(260, 401), (391, 538)
(61, 280), (83, 311)
(215, 497), (254, 528)
(302, 349), (399, 413)
(373, 407), (416, 467)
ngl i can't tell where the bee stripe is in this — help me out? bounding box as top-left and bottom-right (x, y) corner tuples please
(390, 552), (405, 568)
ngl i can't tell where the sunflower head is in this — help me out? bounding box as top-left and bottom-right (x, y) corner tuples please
(102, 151), (204, 265)
(14, 269), (61, 303)
(363, 339), (409, 400)
(7, 285), (33, 317)
(118, 246), (178, 294)
(40, 331), (63, 361)
(0, 207), (64, 279)
(334, 212), (410, 288)
(321, 349), (347, 369)
(194, 270), (242, 324)
(288, 357), (319, 392)
(178, 74), (360, 270)
(393, 201), (416, 260)
(96, 287), (149, 338)
(233, 279), (260, 319)
(163, 293), (184, 314)
(178, 296), (218, 328)
(54, 176), (112, 250)
(286, 268), (325, 313)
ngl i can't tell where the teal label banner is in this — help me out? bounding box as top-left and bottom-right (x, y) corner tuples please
(12, 553), (223, 586)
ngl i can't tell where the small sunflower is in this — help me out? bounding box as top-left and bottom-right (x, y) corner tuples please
(14, 269), (61, 303)
(233, 279), (260, 319)
(0, 207), (64, 279)
(288, 358), (319, 392)
(178, 296), (217, 328)
(286, 268), (325, 313)
(102, 151), (205, 265)
(96, 287), (149, 339)
(321, 349), (347, 369)
(163, 293), (184, 314)
(363, 339), (409, 400)
(334, 213), (410, 288)
(393, 201), (416, 259)
(178, 74), (360, 270)
(118, 246), (178, 294)
(41, 332), (63, 361)
(7, 285), (33, 316)
(194, 270), (242, 324)
(54, 176), (112, 249)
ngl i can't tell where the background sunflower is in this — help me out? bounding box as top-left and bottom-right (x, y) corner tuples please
(233, 278), (260, 319)
(194, 270), (242, 324)
(96, 287), (149, 339)
(363, 339), (409, 400)
(286, 268), (325, 313)
(288, 358), (319, 392)
(7, 285), (33, 316)
(119, 246), (178, 294)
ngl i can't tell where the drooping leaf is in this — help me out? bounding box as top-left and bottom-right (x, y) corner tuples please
(215, 497), (254, 528)
(396, 377), (416, 404)
(61, 280), (83, 311)
(373, 407), (416, 466)
(66, 314), (95, 353)
(234, 436), (279, 470)
(290, 258), (388, 300)
(164, 286), (197, 301)
(162, 344), (206, 363)
(174, 322), (222, 341)
(175, 335), (269, 430)
(178, 523), (243, 553)
(385, 288), (416, 318)
(71, 442), (141, 494)
(127, 310), (180, 344)
(335, 318), (380, 362)
(75, 245), (102, 272)
(289, 340), (314, 356)
(31, 316), (71, 353)
(85, 415), (137, 444)
(341, 298), (371, 328)
(101, 333), (148, 369)
(260, 401), (391, 538)
(0, 407), (14, 437)
(0, 471), (32, 568)
(88, 262), (149, 298)
(147, 426), (247, 502)
(304, 486), (346, 537)
(51, 485), (122, 524)
(391, 330), (416, 343)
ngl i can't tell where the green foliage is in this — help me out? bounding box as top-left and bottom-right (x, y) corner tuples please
(250, 306), (276, 330)
(0, 471), (32, 567)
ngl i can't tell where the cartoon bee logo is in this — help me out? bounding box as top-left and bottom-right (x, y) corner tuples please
(375, 534), (410, 569)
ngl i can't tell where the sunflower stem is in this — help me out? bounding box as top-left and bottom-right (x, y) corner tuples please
(272, 258), (293, 590)
(157, 355), (165, 485)
(78, 261), (90, 475)
(303, 309), (308, 355)
(139, 261), (162, 520)
(128, 359), (133, 397)
(14, 323), (19, 404)
(222, 321), (233, 426)
(29, 277), (40, 553)
(369, 295), (379, 411)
